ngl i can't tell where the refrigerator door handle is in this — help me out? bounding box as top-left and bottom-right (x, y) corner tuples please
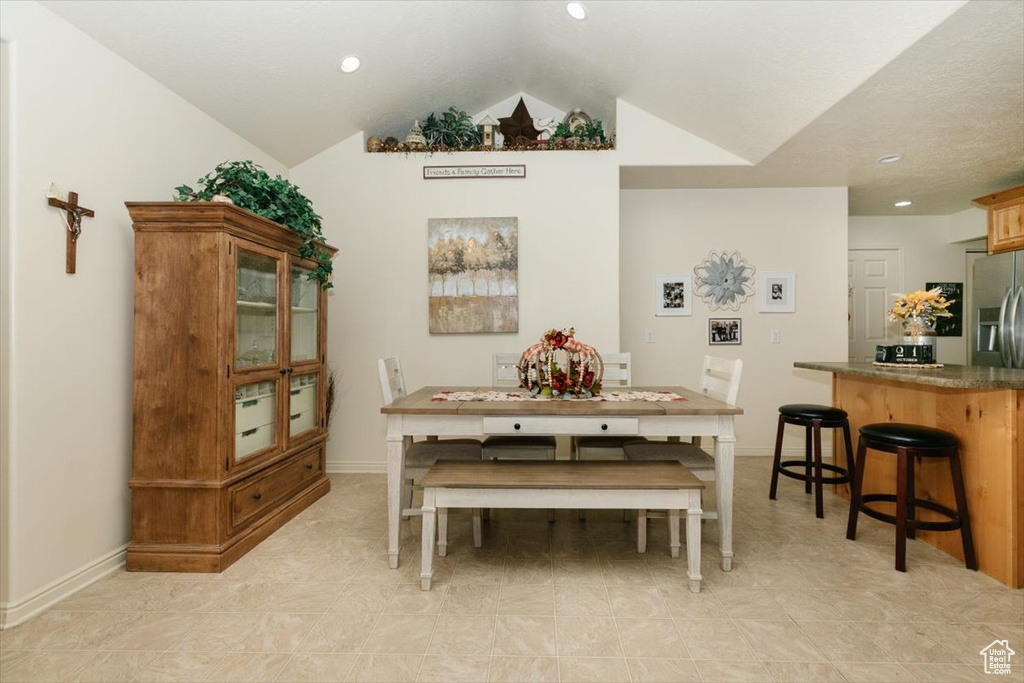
(1013, 286), (1024, 369)
(999, 287), (1013, 368)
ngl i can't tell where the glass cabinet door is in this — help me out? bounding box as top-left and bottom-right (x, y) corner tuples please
(288, 372), (319, 438)
(236, 250), (279, 368)
(234, 379), (277, 460)
(290, 265), (319, 363)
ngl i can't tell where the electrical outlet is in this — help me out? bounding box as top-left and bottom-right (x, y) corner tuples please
(643, 330), (655, 343)
(770, 329), (781, 344)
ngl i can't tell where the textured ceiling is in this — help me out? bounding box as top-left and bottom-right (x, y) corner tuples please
(37, 0), (1024, 215)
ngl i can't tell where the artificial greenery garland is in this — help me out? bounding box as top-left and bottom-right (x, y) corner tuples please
(174, 161), (333, 288)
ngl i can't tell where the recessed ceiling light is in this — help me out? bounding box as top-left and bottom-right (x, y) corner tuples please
(876, 154), (903, 164)
(339, 55), (361, 73)
(894, 200), (912, 207)
(566, 2), (587, 20)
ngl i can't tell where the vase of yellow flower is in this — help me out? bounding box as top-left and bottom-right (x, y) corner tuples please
(888, 288), (955, 350)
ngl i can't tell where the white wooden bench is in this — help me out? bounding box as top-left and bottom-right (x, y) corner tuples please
(419, 460), (704, 592)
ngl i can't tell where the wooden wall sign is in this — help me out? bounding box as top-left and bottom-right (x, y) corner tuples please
(47, 191), (95, 274)
(423, 165), (526, 180)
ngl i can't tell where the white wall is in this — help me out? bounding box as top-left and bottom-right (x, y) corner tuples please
(849, 215), (987, 365)
(620, 188), (849, 456)
(291, 135), (620, 471)
(0, 1), (284, 626)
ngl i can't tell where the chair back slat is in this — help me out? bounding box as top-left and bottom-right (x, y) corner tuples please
(378, 357), (406, 404)
(600, 352), (631, 387)
(700, 355), (742, 405)
(493, 353), (521, 387)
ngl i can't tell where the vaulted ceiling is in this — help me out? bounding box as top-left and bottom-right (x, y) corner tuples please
(39, 0), (1024, 215)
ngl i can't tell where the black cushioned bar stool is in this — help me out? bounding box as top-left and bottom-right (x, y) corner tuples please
(846, 423), (976, 573)
(769, 404), (855, 518)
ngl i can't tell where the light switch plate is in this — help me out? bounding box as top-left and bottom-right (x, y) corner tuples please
(643, 330), (655, 343)
(770, 330), (781, 343)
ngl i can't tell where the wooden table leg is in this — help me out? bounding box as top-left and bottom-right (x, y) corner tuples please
(715, 416), (736, 571)
(687, 494), (703, 593)
(669, 509), (680, 558)
(421, 488), (436, 590)
(386, 415), (406, 569)
(438, 507), (449, 557)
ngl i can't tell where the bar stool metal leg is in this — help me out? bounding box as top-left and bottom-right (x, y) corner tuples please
(804, 426), (813, 495)
(895, 447), (909, 572)
(949, 447), (978, 570)
(905, 452), (916, 540)
(769, 414), (785, 500)
(846, 439), (868, 540)
(812, 420), (824, 518)
(842, 422), (856, 486)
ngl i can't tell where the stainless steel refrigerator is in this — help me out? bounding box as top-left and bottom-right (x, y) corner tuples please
(972, 251), (1024, 368)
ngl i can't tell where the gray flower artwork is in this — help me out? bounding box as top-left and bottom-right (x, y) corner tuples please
(693, 250), (756, 311)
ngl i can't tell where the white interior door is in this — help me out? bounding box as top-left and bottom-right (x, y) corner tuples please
(848, 248), (903, 362)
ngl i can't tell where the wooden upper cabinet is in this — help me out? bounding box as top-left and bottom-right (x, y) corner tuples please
(126, 201), (336, 572)
(973, 184), (1024, 254)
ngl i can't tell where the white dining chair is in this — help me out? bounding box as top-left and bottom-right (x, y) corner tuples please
(484, 353), (558, 461)
(624, 355), (743, 553)
(378, 357), (482, 544)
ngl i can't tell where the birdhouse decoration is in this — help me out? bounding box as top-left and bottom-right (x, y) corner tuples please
(405, 120), (427, 150)
(476, 113), (499, 148)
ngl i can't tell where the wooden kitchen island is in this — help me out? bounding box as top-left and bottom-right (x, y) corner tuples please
(795, 362), (1024, 587)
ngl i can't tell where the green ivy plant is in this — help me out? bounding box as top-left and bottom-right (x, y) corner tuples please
(174, 161), (332, 288)
(551, 119), (607, 144)
(422, 107), (483, 148)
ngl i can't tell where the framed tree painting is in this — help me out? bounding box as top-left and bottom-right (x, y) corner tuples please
(428, 217), (518, 334)
(655, 275), (693, 316)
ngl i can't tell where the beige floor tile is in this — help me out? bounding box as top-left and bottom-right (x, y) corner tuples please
(2, 611), (138, 651)
(606, 586), (670, 618)
(426, 615), (495, 655)
(555, 616), (623, 657)
(833, 662), (916, 682)
(171, 612), (263, 652)
(133, 652), (227, 682)
(659, 586), (728, 619)
(920, 622), (1005, 665)
(626, 658), (701, 683)
(204, 652), (291, 682)
(734, 620), (825, 662)
(674, 619), (758, 661)
(232, 612), (320, 652)
(487, 656), (559, 682)
(794, 620), (893, 663)
(558, 656), (631, 682)
(159, 582), (243, 612)
(506, 536), (552, 560)
(416, 654), (490, 682)
(601, 561), (654, 586)
(385, 584), (448, 615)
(817, 589), (908, 621)
(693, 659), (773, 682)
(363, 615), (437, 654)
(492, 615), (557, 656)
(553, 560), (607, 585)
(714, 588), (786, 620)
(0, 650), (88, 682)
(272, 653), (357, 682)
(866, 622), (962, 663)
(900, 662), (990, 681)
(103, 611), (205, 651)
(502, 560), (554, 585)
(615, 617), (686, 659)
(762, 661), (846, 682)
(498, 585), (555, 615)
(346, 654), (422, 682)
(66, 650), (160, 682)
(215, 583), (286, 613)
(299, 613), (379, 653)
(0, 648), (32, 672)
(442, 584), (500, 614)
(451, 557), (505, 585)
(271, 583), (343, 613)
(554, 585), (612, 617)
(328, 584), (395, 614)
(767, 588), (840, 621)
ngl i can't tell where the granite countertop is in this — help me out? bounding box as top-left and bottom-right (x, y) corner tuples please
(794, 362), (1024, 390)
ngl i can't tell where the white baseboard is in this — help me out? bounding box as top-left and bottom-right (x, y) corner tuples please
(326, 447), (830, 475)
(0, 543), (127, 630)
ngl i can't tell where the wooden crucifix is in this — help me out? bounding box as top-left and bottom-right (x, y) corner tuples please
(47, 191), (95, 274)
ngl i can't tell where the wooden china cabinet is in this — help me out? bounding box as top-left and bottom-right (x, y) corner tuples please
(126, 202), (335, 572)
(973, 184), (1024, 254)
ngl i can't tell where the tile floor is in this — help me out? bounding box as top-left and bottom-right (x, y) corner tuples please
(1, 457), (1021, 682)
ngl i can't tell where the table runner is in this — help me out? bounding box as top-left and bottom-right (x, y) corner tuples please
(431, 390), (688, 402)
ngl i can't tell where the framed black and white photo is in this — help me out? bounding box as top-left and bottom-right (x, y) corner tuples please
(759, 270), (796, 313)
(709, 318), (741, 345)
(654, 275), (693, 316)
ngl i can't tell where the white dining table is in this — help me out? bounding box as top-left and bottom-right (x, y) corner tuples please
(380, 386), (743, 571)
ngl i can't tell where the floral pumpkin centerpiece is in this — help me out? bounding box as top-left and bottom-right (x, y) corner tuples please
(518, 328), (603, 398)
(888, 287), (955, 341)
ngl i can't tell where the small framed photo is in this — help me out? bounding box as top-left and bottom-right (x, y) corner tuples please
(759, 271), (796, 313)
(655, 275), (692, 316)
(709, 318), (741, 345)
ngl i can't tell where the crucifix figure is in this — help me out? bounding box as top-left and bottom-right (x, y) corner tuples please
(47, 191), (95, 274)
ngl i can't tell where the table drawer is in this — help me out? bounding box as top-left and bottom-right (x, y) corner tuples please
(231, 447), (322, 527)
(482, 416), (638, 436)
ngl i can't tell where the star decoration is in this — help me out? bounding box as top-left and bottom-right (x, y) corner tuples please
(499, 97), (541, 142)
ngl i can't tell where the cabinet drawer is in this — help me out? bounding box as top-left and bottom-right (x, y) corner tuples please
(482, 417), (638, 436)
(236, 395), (275, 432)
(289, 385), (316, 415)
(289, 409), (316, 434)
(235, 423), (274, 459)
(231, 447), (322, 527)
